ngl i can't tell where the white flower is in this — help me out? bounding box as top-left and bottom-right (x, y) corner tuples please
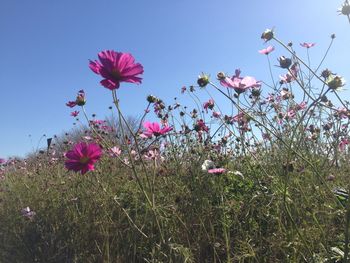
(201, 160), (215, 171)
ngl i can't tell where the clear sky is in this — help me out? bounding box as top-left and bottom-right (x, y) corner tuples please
(1, 0), (349, 158)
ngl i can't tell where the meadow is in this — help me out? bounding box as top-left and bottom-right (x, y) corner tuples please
(1, 2), (350, 262)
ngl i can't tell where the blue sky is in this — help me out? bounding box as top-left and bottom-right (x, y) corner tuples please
(0, 0), (349, 158)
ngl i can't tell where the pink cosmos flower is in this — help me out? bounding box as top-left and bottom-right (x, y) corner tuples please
(212, 111), (221, 118)
(109, 146), (122, 157)
(65, 142), (102, 174)
(258, 45), (275, 55)
(66, 101), (77, 108)
(203, 99), (215, 113)
(208, 168), (226, 174)
(71, 111), (79, 117)
(141, 121), (173, 138)
(89, 50), (144, 90)
(221, 69), (260, 94)
(194, 119), (209, 133)
(300, 42), (316, 48)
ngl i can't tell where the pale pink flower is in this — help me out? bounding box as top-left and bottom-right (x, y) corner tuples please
(109, 146), (122, 157)
(208, 168), (226, 174)
(141, 121), (173, 138)
(300, 42), (316, 48)
(221, 70), (260, 94)
(89, 50), (144, 90)
(258, 45), (275, 55)
(65, 142), (102, 174)
(212, 111), (221, 118)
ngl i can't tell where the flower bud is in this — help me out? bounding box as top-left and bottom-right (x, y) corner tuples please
(261, 29), (274, 42)
(217, 72), (226, 80)
(147, 95), (157, 103)
(76, 94), (86, 106)
(321, 69), (332, 79)
(197, 74), (210, 88)
(278, 56), (292, 69)
(326, 75), (345, 90)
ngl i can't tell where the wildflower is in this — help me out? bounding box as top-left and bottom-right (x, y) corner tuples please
(71, 111), (79, 117)
(208, 168), (226, 174)
(201, 160), (214, 171)
(0, 158), (6, 165)
(109, 146), (122, 157)
(197, 73), (210, 88)
(66, 101), (77, 108)
(212, 111), (221, 118)
(75, 90), (86, 106)
(258, 45), (275, 55)
(65, 142), (102, 174)
(203, 99), (215, 113)
(261, 28), (274, 42)
(300, 42), (316, 48)
(21, 207), (36, 220)
(221, 70), (260, 94)
(194, 119), (209, 132)
(141, 121), (173, 138)
(326, 75), (345, 90)
(89, 50), (144, 90)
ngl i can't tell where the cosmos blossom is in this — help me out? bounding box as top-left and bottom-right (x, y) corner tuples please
(258, 45), (275, 55)
(141, 121), (173, 138)
(300, 42), (316, 48)
(220, 69), (260, 94)
(71, 111), (79, 117)
(65, 142), (102, 174)
(89, 50), (144, 90)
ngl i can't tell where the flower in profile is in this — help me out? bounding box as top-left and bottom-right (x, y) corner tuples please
(65, 142), (102, 174)
(89, 50), (144, 90)
(326, 75), (345, 90)
(71, 111), (79, 117)
(208, 168), (226, 175)
(258, 45), (275, 55)
(203, 99), (215, 113)
(66, 101), (77, 108)
(66, 90), (86, 108)
(141, 121), (173, 138)
(300, 42), (316, 48)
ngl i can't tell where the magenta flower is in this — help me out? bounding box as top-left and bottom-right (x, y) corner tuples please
(66, 101), (77, 108)
(194, 119), (209, 133)
(300, 42), (316, 48)
(258, 45), (275, 55)
(89, 50), (144, 90)
(208, 168), (226, 175)
(142, 121), (173, 138)
(0, 158), (6, 165)
(65, 142), (102, 174)
(71, 111), (80, 117)
(203, 99), (215, 113)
